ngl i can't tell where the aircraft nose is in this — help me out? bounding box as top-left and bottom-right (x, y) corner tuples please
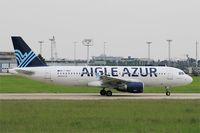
(187, 75), (193, 84)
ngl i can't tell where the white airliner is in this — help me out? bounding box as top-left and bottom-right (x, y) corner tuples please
(9, 36), (193, 96)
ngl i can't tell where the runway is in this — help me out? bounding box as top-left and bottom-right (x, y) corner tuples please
(0, 93), (200, 100)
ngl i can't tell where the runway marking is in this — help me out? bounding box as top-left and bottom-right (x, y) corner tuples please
(0, 93), (200, 100)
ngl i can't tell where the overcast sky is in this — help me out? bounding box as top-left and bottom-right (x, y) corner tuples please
(0, 0), (200, 60)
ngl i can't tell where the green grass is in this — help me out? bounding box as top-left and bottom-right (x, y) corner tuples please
(0, 100), (199, 133)
(0, 75), (200, 93)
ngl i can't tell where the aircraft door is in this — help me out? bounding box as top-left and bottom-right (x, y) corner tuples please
(44, 69), (52, 82)
(167, 73), (173, 80)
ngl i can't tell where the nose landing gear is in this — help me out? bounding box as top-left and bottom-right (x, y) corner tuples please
(165, 86), (171, 96)
(166, 91), (170, 96)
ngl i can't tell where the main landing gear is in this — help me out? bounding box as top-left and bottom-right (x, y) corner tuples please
(100, 88), (112, 96)
(165, 86), (171, 96)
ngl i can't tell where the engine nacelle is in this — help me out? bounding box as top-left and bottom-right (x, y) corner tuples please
(117, 82), (144, 93)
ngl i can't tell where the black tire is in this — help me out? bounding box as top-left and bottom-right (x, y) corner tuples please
(166, 91), (170, 96)
(100, 90), (106, 96)
(106, 90), (112, 96)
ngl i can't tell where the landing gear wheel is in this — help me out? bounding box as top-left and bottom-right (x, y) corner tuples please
(100, 89), (106, 96)
(166, 91), (170, 96)
(165, 86), (171, 96)
(106, 90), (112, 96)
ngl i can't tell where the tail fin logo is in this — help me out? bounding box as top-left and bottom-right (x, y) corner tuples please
(15, 49), (37, 67)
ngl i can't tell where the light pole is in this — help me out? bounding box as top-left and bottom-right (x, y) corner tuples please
(104, 42), (107, 65)
(74, 41), (78, 66)
(196, 41), (199, 67)
(82, 39), (93, 65)
(49, 36), (55, 63)
(146, 42), (152, 65)
(166, 40), (172, 66)
(38, 41), (44, 56)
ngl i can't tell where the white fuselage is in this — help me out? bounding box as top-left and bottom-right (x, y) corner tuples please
(10, 66), (193, 88)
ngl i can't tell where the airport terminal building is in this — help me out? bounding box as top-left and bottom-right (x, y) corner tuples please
(0, 52), (16, 72)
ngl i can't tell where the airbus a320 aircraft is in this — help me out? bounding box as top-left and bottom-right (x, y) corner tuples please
(9, 36), (193, 96)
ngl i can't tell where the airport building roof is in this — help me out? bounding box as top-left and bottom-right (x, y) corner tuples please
(0, 52), (16, 63)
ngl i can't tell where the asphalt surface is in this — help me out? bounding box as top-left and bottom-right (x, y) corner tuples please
(0, 93), (200, 100)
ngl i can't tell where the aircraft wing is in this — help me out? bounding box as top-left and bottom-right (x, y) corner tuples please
(100, 76), (142, 88)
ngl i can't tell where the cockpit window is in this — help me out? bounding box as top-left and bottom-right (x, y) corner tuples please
(178, 72), (184, 75)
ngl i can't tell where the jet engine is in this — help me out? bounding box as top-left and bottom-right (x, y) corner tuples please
(117, 82), (144, 93)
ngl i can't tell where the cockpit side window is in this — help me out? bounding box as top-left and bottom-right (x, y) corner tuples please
(178, 71), (184, 75)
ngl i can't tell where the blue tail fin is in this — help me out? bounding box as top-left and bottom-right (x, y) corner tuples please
(11, 36), (47, 67)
